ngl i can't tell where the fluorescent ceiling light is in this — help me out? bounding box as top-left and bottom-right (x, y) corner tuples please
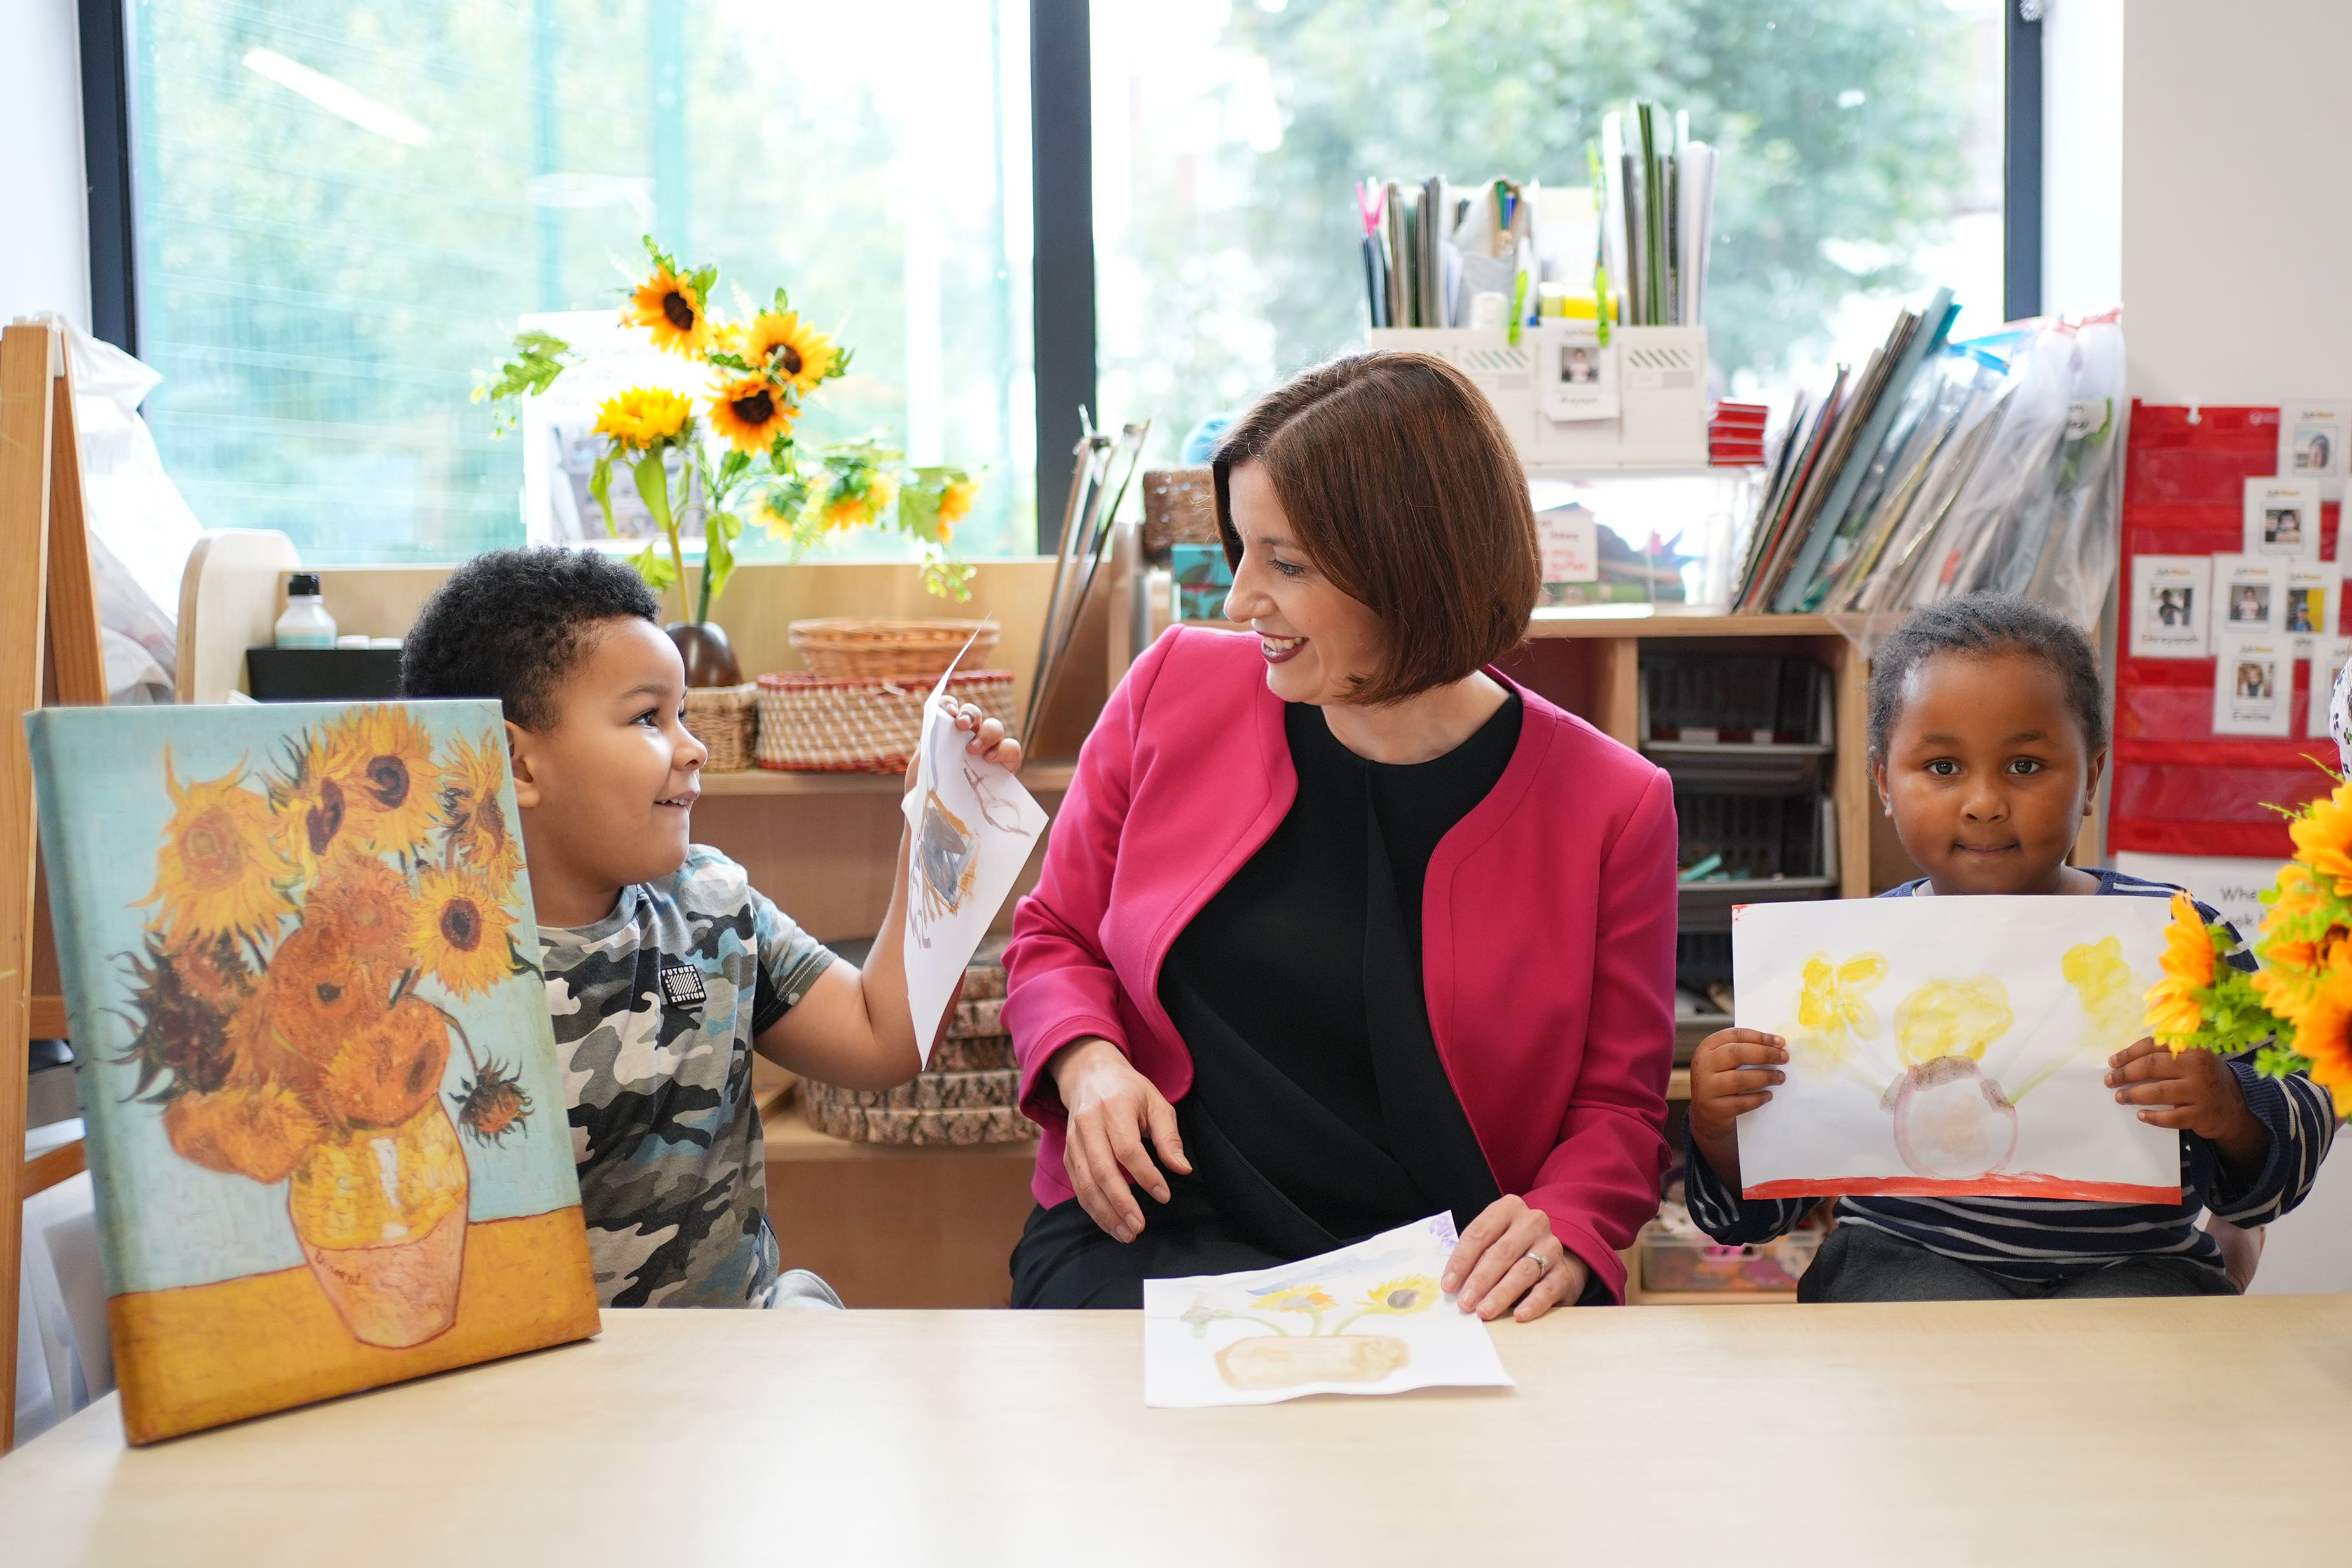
(242, 47), (432, 147)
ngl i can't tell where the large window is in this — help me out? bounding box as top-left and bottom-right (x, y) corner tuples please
(127, 0), (1034, 563)
(1092, 0), (2006, 461)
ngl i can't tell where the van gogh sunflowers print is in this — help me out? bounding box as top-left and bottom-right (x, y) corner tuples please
(27, 700), (599, 1444)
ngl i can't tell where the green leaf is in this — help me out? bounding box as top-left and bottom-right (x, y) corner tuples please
(629, 540), (678, 592)
(921, 556), (975, 601)
(474, 329), (574, 408)
(632, 453), (675, 535)
(589, 452), (617, 536)
(703, 509), (742, 608)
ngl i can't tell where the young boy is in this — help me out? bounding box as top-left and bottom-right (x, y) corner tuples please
(1686, 596), (2335, 1300)
(403, 548), (1017, 1307)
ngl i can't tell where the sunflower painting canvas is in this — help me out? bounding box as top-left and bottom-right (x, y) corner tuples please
(27, 700), (598, 1444)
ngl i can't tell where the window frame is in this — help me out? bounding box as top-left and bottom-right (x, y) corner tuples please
(81, 0), (2042, 555)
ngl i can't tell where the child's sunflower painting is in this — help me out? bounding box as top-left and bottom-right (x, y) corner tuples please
(29, 700), (599, 1444)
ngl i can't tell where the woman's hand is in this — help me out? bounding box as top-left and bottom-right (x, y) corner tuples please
(1686, 1027), (1786, 1190)
(1441, 1195), (1589, 1322)
(1048, 1037), (1192, 1243)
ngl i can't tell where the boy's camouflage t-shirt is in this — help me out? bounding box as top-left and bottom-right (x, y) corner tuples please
(540, 845), (835, 1307)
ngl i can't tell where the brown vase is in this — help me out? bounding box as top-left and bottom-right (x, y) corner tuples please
(667, 621), (743, 687)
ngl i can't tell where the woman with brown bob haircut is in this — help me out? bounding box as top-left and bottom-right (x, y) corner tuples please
(1004, 351), (1678, 1316)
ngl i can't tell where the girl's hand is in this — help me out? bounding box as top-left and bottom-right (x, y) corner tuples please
(950, 699), (1023, 772)
(1440, 1195), (1589, 1322)
(1687, 1027), (1786, 1189)
(1048, 1037), (1191, 1242)
(2107, 1038), (2267, 1176)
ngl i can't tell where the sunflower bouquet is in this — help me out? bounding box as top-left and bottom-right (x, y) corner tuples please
(477, 237), (981, 613)
(118, 707), (537, 1344)
(2145, 778), (2352, 1117)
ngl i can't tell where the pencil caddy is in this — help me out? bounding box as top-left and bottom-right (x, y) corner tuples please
(1368, 325), (1708, 468)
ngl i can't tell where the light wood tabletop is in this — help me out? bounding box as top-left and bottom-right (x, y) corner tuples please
(4, 1297), (2349, 1565)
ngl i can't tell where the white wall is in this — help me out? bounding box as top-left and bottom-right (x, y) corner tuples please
(0, 0), (92, 331)
(2120, 0), (2352, 405)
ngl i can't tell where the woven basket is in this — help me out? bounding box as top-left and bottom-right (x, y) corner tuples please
(682, 683), (757, 772)
(755, 669), (1015, 772)
(787, 618), (1000, 681)
(1142, 467), (1222, 561)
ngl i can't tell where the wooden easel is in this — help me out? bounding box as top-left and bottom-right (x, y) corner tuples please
(1, 320), (109, 1452)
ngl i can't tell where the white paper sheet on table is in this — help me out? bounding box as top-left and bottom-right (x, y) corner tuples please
(1142, 1214), (1515, 1408)
(1732, 896), (2183, 1204)
(899, 634), (1050, 1065)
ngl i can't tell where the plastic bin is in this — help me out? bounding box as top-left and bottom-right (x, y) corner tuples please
(1638, 1219), (1823, 1295)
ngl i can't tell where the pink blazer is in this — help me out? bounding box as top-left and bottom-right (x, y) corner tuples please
(1004, 627), (1677, 1300)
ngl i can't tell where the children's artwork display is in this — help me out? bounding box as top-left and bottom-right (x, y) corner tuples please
(901, 637), (1049, 1063)
(1142, 1215), (1515, 1408)
(1731, 897), (2182, 1203)
(2212, 632), (2293, 737)
(27, 701), (600, 1443)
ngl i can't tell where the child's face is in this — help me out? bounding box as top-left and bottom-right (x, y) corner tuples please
(1871, 650), (2105, 897)
(507, 617), (707, 920)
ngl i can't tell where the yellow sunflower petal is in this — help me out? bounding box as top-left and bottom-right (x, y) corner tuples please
(705, 374), (797, 455)
(409, 864), (518, 999)
(140, 749), (294, 943)
(626, 264), (713, 357)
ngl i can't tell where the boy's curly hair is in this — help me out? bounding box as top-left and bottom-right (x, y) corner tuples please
(1867, 594), (2107, 760)
(401, 548), (660, 731)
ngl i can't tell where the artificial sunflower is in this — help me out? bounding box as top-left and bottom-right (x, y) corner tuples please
(744, 310), (836, 396)
(627, 261), (713, 356)
(410, 864), (518, 999)
(706, 373), (797, 455)
(2158, 892), (2217, 990)
(322, 706), (441, 856)
(2284, 965), (2352, 1115)
(2145, 975), (2207, 1047)
(304, 848), (418, 974)
(436, 730), (523, 889)
(140, 751), (292, 945)
(2288, 781), (2352, 895)
(937, 477), (979, 529)
(593, 386), (693, 451)
(1358, 1274), (1440, 1314)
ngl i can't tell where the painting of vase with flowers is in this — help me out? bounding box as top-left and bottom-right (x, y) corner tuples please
(27, 700), (599, 1444)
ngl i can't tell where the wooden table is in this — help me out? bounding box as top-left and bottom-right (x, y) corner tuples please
(5, 1297), (2348, 1564)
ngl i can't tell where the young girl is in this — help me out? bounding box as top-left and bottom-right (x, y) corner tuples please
(1685, 595), (2337, 1300)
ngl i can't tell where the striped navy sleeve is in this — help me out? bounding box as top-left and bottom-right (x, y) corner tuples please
(2207, 1063), (2339, 1224)
(1679, 1124), (1811, 1245)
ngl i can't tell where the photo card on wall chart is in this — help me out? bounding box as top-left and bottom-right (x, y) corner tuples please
(2129, 555), (2211, 658)
(2244, 476), (2320, 558)
(2308, 636), (2352, 741)
(2213, 555), (2283, 636)
(2212, 632), (2292, 737)
(2279, 400), (2348, 502)
(2287, 565), (2335, 653)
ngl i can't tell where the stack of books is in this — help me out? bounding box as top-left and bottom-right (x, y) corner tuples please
(1709, 402), (1768, 467)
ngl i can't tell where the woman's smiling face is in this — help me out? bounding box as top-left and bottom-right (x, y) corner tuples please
(1222, 460), (1386, 707)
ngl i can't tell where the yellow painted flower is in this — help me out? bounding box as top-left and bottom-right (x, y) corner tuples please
(1892, 975), (2013, 1067)
(626, 262), (713, 356)
(706, 373), (797, 454)
(1256, 1285), (1335, 1314)
(594, 386), (692, 451)
(266, 732), (354, 882)
(938, 477), (978, 529)
(1358, 1274), (1439, 1315)
(1796, 951), (1888, 1039)
(140, 751), (292, 944)
(824, 472), (898, 532)
(744, 310), (836, 395)
(303, 847), (418, 976)
(2288, 780), (2352, 894)
(436, 730), (521, 890)
(409, 864), (516, 999)
(322, 706), (440, 856)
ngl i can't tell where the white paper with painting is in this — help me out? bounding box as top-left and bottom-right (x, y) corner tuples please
(900, 633), (1049, 1065)
(1142, 1214), (1515, 1408)
(1732, 897), (2181, 1204)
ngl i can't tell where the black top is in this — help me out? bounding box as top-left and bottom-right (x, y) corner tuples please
(1154, 693), (1522, 1253)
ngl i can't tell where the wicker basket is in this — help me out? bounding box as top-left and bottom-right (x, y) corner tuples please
(755, 669), (1015, 772)
(1142, 467), (1221, 561)
(682, 683), (758, 772)
(786, 618), (1000, 681)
